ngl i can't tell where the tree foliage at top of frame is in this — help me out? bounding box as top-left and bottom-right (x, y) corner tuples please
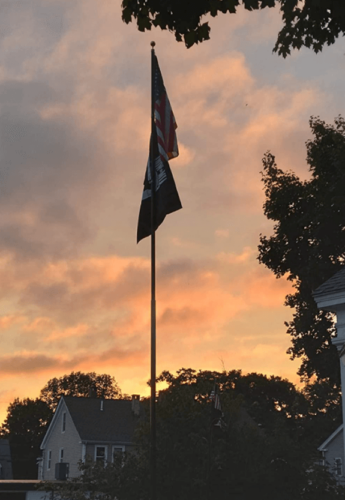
(121, 0), (345, 55)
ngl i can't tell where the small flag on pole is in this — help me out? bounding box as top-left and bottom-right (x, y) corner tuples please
(210, 384), (224, 428)
(137, 54), (182, 243)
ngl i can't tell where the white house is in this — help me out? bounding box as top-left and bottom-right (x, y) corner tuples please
(38, 395), (141, 480)
(318, 424), (345, 482)
(313, 267), (345, 482)
(0, 440), (12, 479)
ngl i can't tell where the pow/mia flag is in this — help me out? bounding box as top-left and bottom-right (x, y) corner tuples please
(137, 55), (182, 243)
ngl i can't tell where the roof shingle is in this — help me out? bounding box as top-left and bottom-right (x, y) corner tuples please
(313, 267), (345, 298)
(64, 397), (140, 443)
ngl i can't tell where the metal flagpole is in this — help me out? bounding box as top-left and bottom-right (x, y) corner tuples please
(150, 40), (157, 500)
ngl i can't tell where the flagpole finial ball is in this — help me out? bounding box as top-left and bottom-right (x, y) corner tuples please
(151, 41), (156, 48)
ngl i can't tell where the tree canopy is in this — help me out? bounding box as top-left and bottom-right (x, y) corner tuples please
(258, 116), (345, 386)
(121, 0), (345, 55)
(40, 371), (121, 409)
(47, 368), (345, 500)
(0, 398), (51, 479)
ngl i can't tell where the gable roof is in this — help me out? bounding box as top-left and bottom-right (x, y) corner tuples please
(41, 396), (142, 450)
(41, 396), (72, 450)
(313, 267), (345, 298)
(63, 397), (140, 443)
(318, 424), (343, 451)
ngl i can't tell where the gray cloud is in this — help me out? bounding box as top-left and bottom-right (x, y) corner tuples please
(16, 257), (204, 324)
(159, 306), (203, 326)
(0, 344), (146, 374)
(159, 258), (199, 279)
(0, 353), (67, 374)
(0, 77), (112, 259)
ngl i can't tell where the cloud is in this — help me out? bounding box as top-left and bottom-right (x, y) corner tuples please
(0, 314), (25, 330)
(173, 143), (195, 168)
(0, 0), (342, 425)
(0, 76), (114, 259)
(0, 341), (147, 375)
(0, 248), (292, 367)
(217, 247), (256, 264)
(215, 229), (229, 239)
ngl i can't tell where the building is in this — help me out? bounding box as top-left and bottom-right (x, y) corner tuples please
(0, 440), (12, 480)
(39, 395), (141, 480)
(314, 267), (345, 482)
(318, 425), (345, 483)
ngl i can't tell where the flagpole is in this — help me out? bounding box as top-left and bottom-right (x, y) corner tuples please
(150, 40), (157, 500)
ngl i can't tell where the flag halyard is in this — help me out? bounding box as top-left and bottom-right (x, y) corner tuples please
(137, 55), (182, 243)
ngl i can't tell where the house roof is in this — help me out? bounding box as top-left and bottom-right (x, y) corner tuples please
(318, 424), (343, 451)
(63, 397), (140, 443)
(313, 267), (345, 298)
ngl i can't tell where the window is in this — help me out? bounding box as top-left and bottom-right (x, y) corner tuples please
(59, 448), (64, 463)
(62, 412), (66, 433)
(334, 458), (342, 476)
(95, 446), (107, 465)
(47, 450), (52, 470)
(112, 445), (125, 463)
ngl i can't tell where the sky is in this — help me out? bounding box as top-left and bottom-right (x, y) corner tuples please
(0, 0), (344, 423)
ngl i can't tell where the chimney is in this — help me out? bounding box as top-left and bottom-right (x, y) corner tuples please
(131, 394), (140, 416)
(88, 385), (97, 398)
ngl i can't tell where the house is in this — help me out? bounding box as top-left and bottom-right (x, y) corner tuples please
(38, 395), (141, 480)
(313, 267), (345, 484)
(318, 425), (345, 483)
(0, 440), (12, 479)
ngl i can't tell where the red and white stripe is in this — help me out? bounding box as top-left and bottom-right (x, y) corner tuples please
(154, 92), (178, 162)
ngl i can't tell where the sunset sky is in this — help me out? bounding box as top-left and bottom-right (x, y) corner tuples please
(0, 0), (344, 423)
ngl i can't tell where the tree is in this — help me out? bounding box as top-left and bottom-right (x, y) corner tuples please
(42, 454), (149, 500)
(301, 379), (342, 447)
(0, 398), (51, 479)
(40, 371), (121, 410)
(45, 368), (344, 500)
(157, 368), (306, 431)
(151, 369), (345, 500)
(121, 0), (345, 55)
(258, 116), (345, 387)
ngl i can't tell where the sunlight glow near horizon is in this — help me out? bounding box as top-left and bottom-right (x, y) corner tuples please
(0, 0), (343, 423)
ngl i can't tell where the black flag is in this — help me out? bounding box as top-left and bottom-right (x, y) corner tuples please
(137, 55), (182, 243)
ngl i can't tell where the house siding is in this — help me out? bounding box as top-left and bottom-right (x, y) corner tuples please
(85, 442), (133, 464)
(322, 429), (345, 483)
(41, 401), (82, 480)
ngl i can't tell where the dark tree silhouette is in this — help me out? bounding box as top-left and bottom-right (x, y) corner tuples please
(0, 398), (51, 479)
(47, 368), (344, 500)
(259, 116), (345, 386)
(122, 0), (345, 55)
(40, 371), (121, 410)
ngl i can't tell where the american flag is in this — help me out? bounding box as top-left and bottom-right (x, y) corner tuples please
(153, 55), (178, 162)
(137, 54), (182, 243)
(210, 389), (222, 413)
(210, 384), (224, 428)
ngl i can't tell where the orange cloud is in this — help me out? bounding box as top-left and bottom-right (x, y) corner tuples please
(0, 0), (340, 426)
(0, 314), (25, 330)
